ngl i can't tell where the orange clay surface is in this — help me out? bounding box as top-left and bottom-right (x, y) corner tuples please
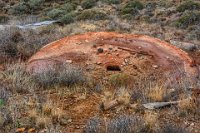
(27, 32), (199, 80)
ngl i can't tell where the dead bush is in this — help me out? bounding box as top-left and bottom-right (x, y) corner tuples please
(0, 107), (13, 129)
(84, 115), (148, 133)
(1, 63), (36, 93)
(0, 27), (21, 57)
(32, 64), (86, 88)
(0, 87), (10, 102)
(0, 26), (64, 59)
(159, 123), (188, 133)
(84, 117), (105, 133)
(107, 115), (148, 133)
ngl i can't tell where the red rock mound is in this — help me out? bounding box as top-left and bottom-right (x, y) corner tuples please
(27, 32), (199, 81)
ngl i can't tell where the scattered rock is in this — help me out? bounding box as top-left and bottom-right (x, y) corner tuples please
(152, 65), (159, 69)
(102, 99), (119, 111)
(59, 116), (71, 125)
(66, 60), (72, 64)
(16, 128), (25, 132)
(97, 48), (104, 54)
(96, 62), (102, 65)
(28, 128), (35, 133)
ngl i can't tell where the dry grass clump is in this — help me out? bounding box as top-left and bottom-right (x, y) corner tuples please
(0, 87), (10, 102)
(130, 75), (168, 103)
(51, 108), (65, 124)
(146, 85), (166, 102)
(1, 63), (36, 93)
(107, 115), (148, 133)
(144, 111), (158, 129)
(84, 117), (104, 133)
(109, 73), (133, 87)
(85, 115), (148, 133)
(178, 97), (195, 110)
(101, 87), (131, 111)
(0, 27), (21, 57)
(26, 99), (68, 129)
(42, 102), (53, 116)
(32, 63), (86, 88)
(36, 116), (51, 129)
(178, 97), (197, 116)
(0, 107), (12, 129)
(28, 109), (38, 126)
(115, 87), (131, 105)
(160, 123), (188, 133)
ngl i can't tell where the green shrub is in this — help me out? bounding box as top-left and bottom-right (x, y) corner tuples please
(101, 0), (122, 4)
(12, 0), (43, 14)
(1, 63), (35, 93)
(120, 7), (139, 16)
(47, 9), (64, 19)
(120, 0), (143, 18)
(81, 0), (96, 9)
(59, 13), (74, 24)
(65, 0), (81, 5)
(61, 3), (76, 12)
(175, 11), (200, 28)
(177, 1), (200, 12)
(28, 0), (43, 10)
(123, 0), (144, 10)
(12, 2), (28, 14)
(76, 9), (108, 21)
(0, 15), (9, 23)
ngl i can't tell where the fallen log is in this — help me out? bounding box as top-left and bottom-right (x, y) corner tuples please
(142, 101), (179, 110)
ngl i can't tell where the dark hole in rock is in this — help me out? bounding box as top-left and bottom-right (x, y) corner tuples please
(97, 48), (104, 53)
(106, 65), (121, 71)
